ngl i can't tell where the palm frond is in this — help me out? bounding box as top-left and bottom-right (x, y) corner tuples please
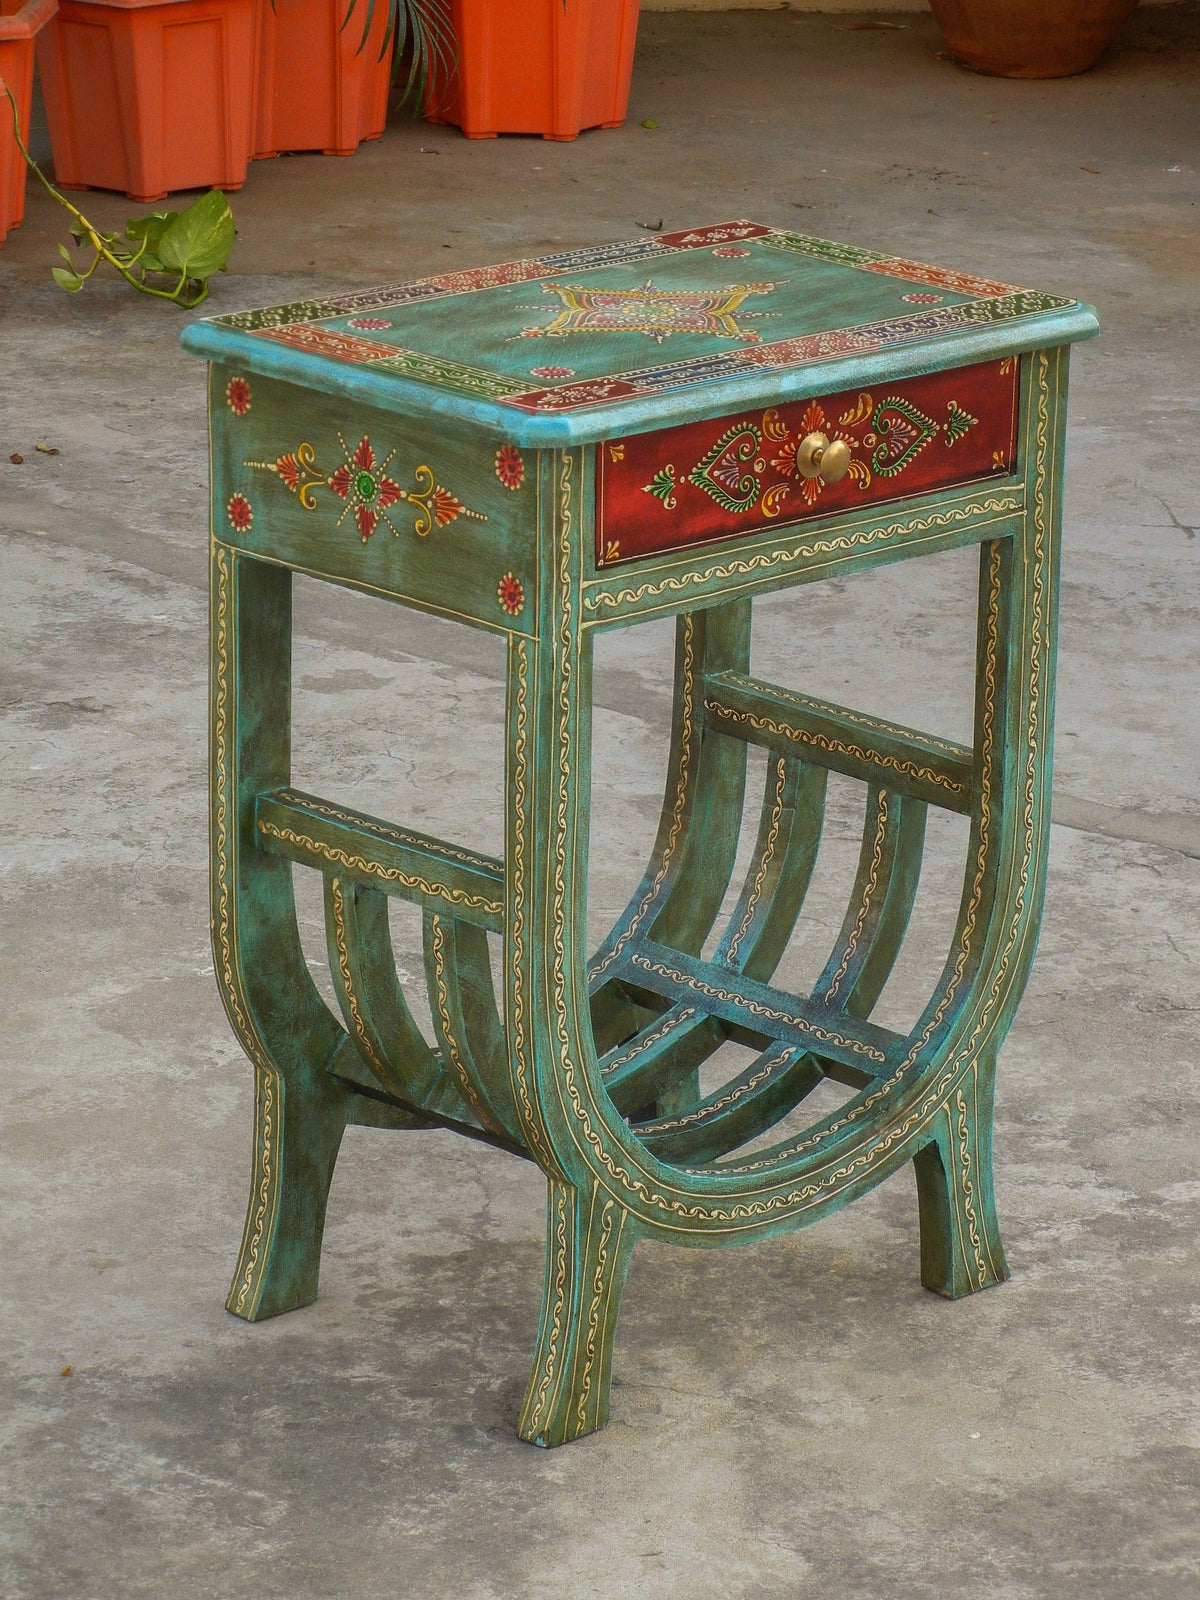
(340, 0), (456, 106)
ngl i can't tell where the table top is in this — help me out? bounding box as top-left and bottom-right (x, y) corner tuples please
(183, 221), (1097, 447)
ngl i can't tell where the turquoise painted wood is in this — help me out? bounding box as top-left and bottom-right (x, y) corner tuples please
(185, 222), (1097, 1447)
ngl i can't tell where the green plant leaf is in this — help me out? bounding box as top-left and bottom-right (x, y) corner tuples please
(125, 211), (178, 272)
(152, 191), (235, 280)
(381, 0), (455, 105)
(126, 212), (176, 241)
(126, 212), (176, 247)
(4, 74), (231, 307)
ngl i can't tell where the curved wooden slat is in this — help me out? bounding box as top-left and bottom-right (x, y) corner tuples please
(588, 603), (751, 1029)
(811, 785), (927, 1021)
(633, 1042), (824, 1165)
(599, 1005), (726, 1119)
(424, 911), (526, 1146)
(716, 752), (828, 985)
(323, 875), (476, 1123)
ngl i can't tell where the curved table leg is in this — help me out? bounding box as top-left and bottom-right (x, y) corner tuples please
(517, 1178), (639, 1448)
(212, 545), (355, 1322)
(914, 1049), (1009, 1295)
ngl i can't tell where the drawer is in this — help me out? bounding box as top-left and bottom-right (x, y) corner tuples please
(595, 357), (1019, 568)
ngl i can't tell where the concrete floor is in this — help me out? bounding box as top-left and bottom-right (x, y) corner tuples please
(2, 7), (1199, 1597)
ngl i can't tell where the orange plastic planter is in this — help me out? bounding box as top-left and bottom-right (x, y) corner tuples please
(427, 0), (640, 141)
(36, 0), (257, 203)
(0, 0), (56, 244)
(254, 0), (393, 158)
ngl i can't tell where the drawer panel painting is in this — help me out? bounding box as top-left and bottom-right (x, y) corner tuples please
(595, 357), (1019, 566)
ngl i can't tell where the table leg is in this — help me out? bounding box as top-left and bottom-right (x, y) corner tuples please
(914, 1048), (1009, 1296)
(517, 1178), (638, 1448)
(212, 544), (353, 1321)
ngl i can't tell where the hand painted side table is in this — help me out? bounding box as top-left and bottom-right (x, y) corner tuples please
(182, 222), (1097, 1447)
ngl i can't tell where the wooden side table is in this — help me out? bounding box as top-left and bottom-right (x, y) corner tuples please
(183, 222), (1097, 1447)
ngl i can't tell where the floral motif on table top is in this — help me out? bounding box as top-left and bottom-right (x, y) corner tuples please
(902, 292), (944, 305)
(518, 280), (777, 345)
(347, 317), (392, 330)
(530, 365), (575, 379)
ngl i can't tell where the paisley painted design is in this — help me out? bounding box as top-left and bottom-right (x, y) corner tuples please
(686, 423), (763, 513)
(600, 358), (1019, 565)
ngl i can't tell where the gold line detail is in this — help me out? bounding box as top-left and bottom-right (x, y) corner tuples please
(212, 545), (278, 1318)
(822, 792), (890, 1005)
(589, 613), (698, 981)
(429, 915), (499, 1133)
(576, 1192), (616, 1430)
(629, 953), (887, 1063)
(600, 1006), (699, 1078)
(725, 755), (788, 966)
(582, 496), (1022, 614)
(705, 701), (967, 798)
(507, 638), (554, 1168)
(721, 678), (967, 759)
(955, 1083), (985, 1288)
(328, 876), (390, 1084)
(256, 819), (503, 916)
(523, 1179), (571, 1438)
(635, 1042), (796, 1136)
(274, 789), (499, 873)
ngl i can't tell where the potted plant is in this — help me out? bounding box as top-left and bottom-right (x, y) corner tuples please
(34, 0), (448, 200)
(36, 0), (259, 202)
(254, 0), (449, 159)
(929, 0), (1140, 77)
(254, 0), (388, 159)
(425, 0), (641, 142)
(0, 0), (56, 243)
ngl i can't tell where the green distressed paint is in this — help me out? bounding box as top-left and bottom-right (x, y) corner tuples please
(191, 228), (1094, 1448)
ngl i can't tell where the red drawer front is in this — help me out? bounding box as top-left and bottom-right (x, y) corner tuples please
(595, 358), (1019, 567)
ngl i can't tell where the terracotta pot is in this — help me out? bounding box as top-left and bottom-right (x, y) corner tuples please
(36, 0), (257, 202)
(254, 0), (393, 159)
(426, 0), (641, 141)
(929, 0), (1139, 78)
(0, 0), (56, 244)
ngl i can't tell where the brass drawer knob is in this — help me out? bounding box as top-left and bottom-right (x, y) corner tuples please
(796, 432), (852, 484)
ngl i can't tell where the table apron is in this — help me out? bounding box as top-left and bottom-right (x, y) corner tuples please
(580, 486), (1025, 629)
